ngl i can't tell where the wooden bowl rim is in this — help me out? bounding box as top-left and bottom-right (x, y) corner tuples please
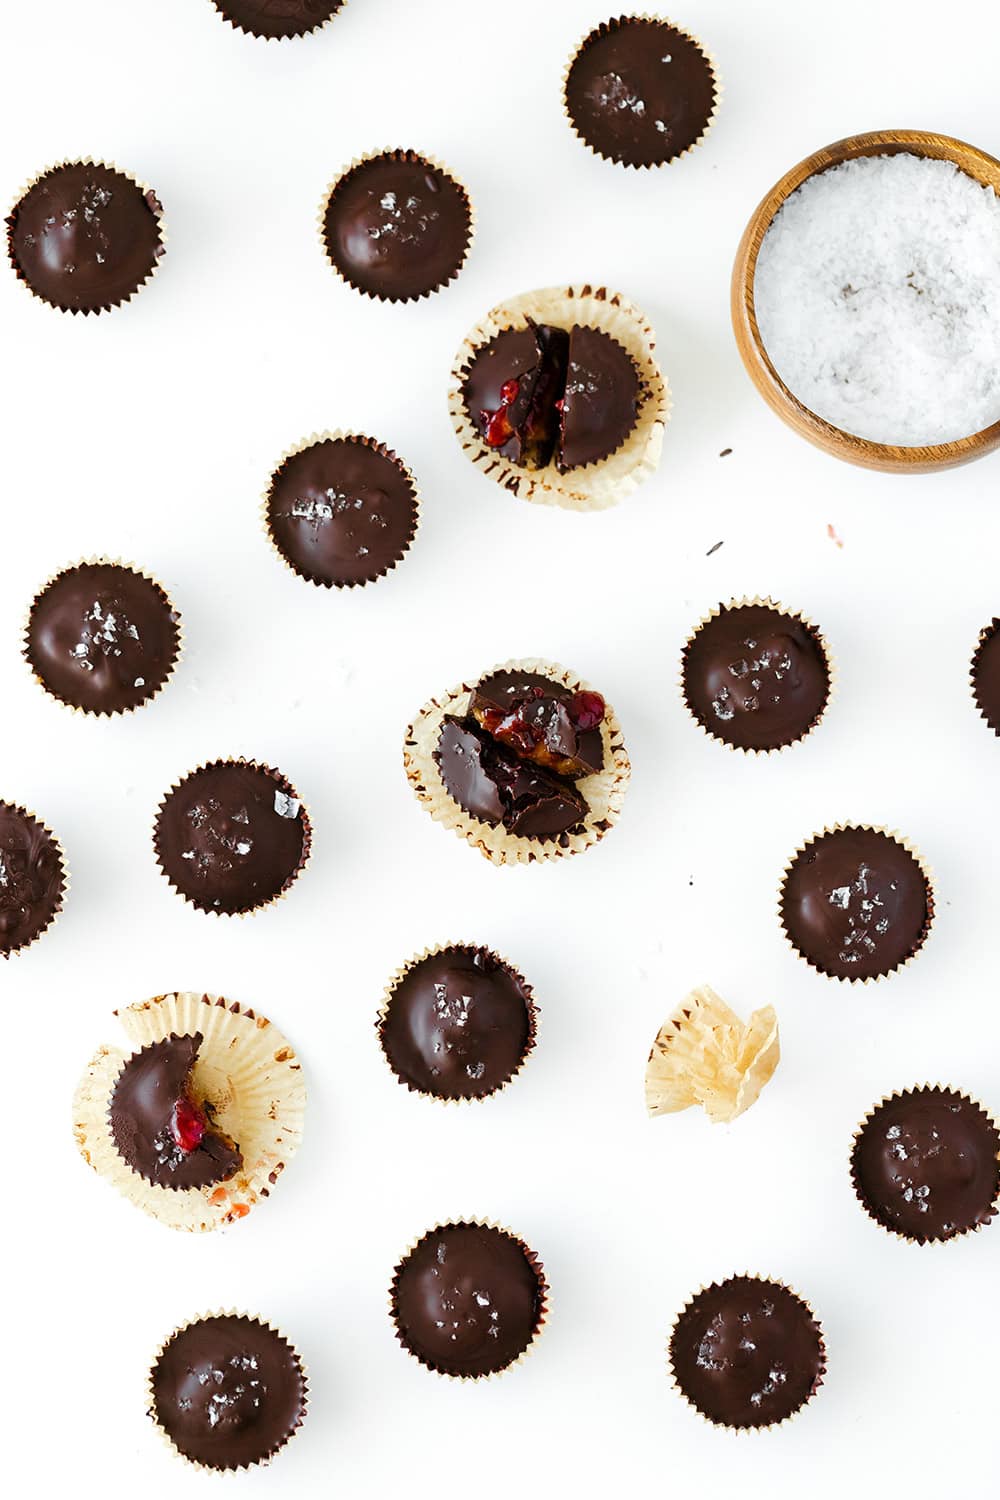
(732, 128), (1000, 469)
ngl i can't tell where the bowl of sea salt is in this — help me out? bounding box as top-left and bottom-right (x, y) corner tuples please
(732, 130), (1000, 472)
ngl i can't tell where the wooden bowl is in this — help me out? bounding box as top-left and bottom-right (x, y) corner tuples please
(731, 129), (1000, 474)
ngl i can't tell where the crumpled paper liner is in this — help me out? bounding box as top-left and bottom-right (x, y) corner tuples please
(5, 157), (166, 315)
(970, 616), (1000, 734)
(319, 147), (475, 302)
(679, 596), (835, 754)
(210, 0), (346, 40)
(645, 985), (779, 1123)
(403, 657), (631, 865)
(73, 991), (306, 1231)
(23, 556), (183, 717)
(448, 284), (670, 510)
(0, 799), (68, 959)
(777, 822), (935, 983)
(261, 429), (420, 588)
(389, 1218), (549, 1380)
(377, 941), (539, 1103)
(563, 14), (722, 169)
(146, 1309), (308, 1471)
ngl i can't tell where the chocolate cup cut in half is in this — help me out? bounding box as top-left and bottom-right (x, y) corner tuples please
(971, 617), (1000, 733)
(7, 160), (164, 313)
(0, 801), (67, 957)
(210, 0), (345, 38)
(321, 149), (473, 301)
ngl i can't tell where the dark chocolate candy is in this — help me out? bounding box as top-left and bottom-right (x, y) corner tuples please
(0, 803), (65, 957)
(435, 717), (587, 838)
(565, 17), (717, 168)
(559, 324), (640, 470)
(682, 603), (830, 751)
(110, 1033), (242, 1190)
(211, 0), (343, 37)
(25, 562), (180, 714)
(150, 1314), (306, 1470)
(391, 1223), (545, 1377)
(670, 1276), (825, 1429)
(380, 945), (535, 1100)
(322, 151), (472, 301)
(266, 435), (417, 587)
(852, 1087), (1000, 1243)
(780, 826), (931, 981)
(971, 618), (1000, 733)
(469, 669), (605, 777)
(7, 161), (163, 313)
(154, 760), (310, 915)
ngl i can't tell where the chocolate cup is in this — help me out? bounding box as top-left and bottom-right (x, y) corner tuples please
(209, 0), (347, 39)
(0, 801), (68, 958)
(970, 616), (1000, 734)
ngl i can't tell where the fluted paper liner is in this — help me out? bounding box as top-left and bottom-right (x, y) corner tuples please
(319, 147), (475, 302)
(73, 991), (306, 1231)
(850, 1083), (1000, 1245)
(970, 616), (1000, 734)
(680, 596), (835, 754)
(778, 823), (935, 983)
(389, 1218), (549, 1380)
(147, 1309), (308, 1471)
(261, 429), (420, 588)
(0, 799), (68, 958)
(377, 942), (539, 1103)
(403, 657), (630, 865)
(210, 0), (346, 40)
(448, 284), (670, 510)
(23, 556), (183, 717)
(646, 985), (779, 1123)
(5, 157), (165, 314)
(563, 14), (722, 169)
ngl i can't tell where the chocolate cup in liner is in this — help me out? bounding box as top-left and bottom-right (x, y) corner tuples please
(449, 284), (669, 511)
(377, 942), (539, 1103)
(970, 616), (1000, 735)
(147, 1310), (308, 1471)
(73, 992), (306, 1232)
(668, 1274), (826, 1431)
(23, 556), (183, 717)
(389, 1219), (549, 1380)
(403, 657), (630, 866)
(849, 1084), (1000, 1245)
(778, 823), (935, 984)
(210, 0), (346, 40)
(319, 148), (475, 303)
(679, 596), (835, 755)
(261, 429), (420, 589)
(0, 800), (68, 958)
(563, 14), (722, 170)
(6, 157), (165, 315)
(152, 757), (312, 917)
(645, 984), (779, 1124)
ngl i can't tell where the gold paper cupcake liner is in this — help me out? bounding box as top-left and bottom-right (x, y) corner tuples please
(448, 284), (670, 510)
(261, 429), (420, 588)
(970, 616), (1000, 734)
(679, 596), (836, 754)
(562, 14), (723, 170)
(146, 1309), (308, 1471)
(0, 799), (69, 959)
(849, 1083), (1000, 1245)
(22, 556), (183, 717)
(645, 985), (779, 1123)
(777, 823), (935, 984)
(210, 0), (347, 40)
(152, 757), (313, 917)
(318, 147), (475, 302)
(403, 657), (630, 865)
(5, 157), (166, 315)
(73, 991), (306, 1232)
(376, 941), (539, 1103)
(667, 1273), (826, 1432)
(388, 1218), (549, 1380)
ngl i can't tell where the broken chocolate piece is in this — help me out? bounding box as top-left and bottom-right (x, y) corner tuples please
(559, 324), (640, 471)
(469, 669), (605, 777)
(434, 717), (587, 838)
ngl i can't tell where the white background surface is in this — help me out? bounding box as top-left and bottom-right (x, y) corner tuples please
(3, 0), (1000, 1493)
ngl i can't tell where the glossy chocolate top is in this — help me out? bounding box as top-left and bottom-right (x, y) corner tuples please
(7, 161), (163, 312)
(780, 826), (930, 980)
(154, 761), (309, 914)
(212, 0), (343, 37)
(559, 325), (640, 470)
(565, 18), (717, 167)
(110, 1033), (242, 1190)
(392, 1223), (544, 1376)
(26, 562), (180, 714)
(150, 1314), (306, 1470)
(436, 717), (587, 839)
(266, 436), (417, 587)
(323, 152), (471, 301)
(670, 1276), (825, 1428)
(0, 803), (65, 957)
(852, 1087), (1000, 1242)
(972, 619), (1000, 733)
(380, 945), (535, 1100)
(682, 603), (830, 751)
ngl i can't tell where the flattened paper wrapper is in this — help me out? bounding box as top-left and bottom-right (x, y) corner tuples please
(645, 985), (779, 1123)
